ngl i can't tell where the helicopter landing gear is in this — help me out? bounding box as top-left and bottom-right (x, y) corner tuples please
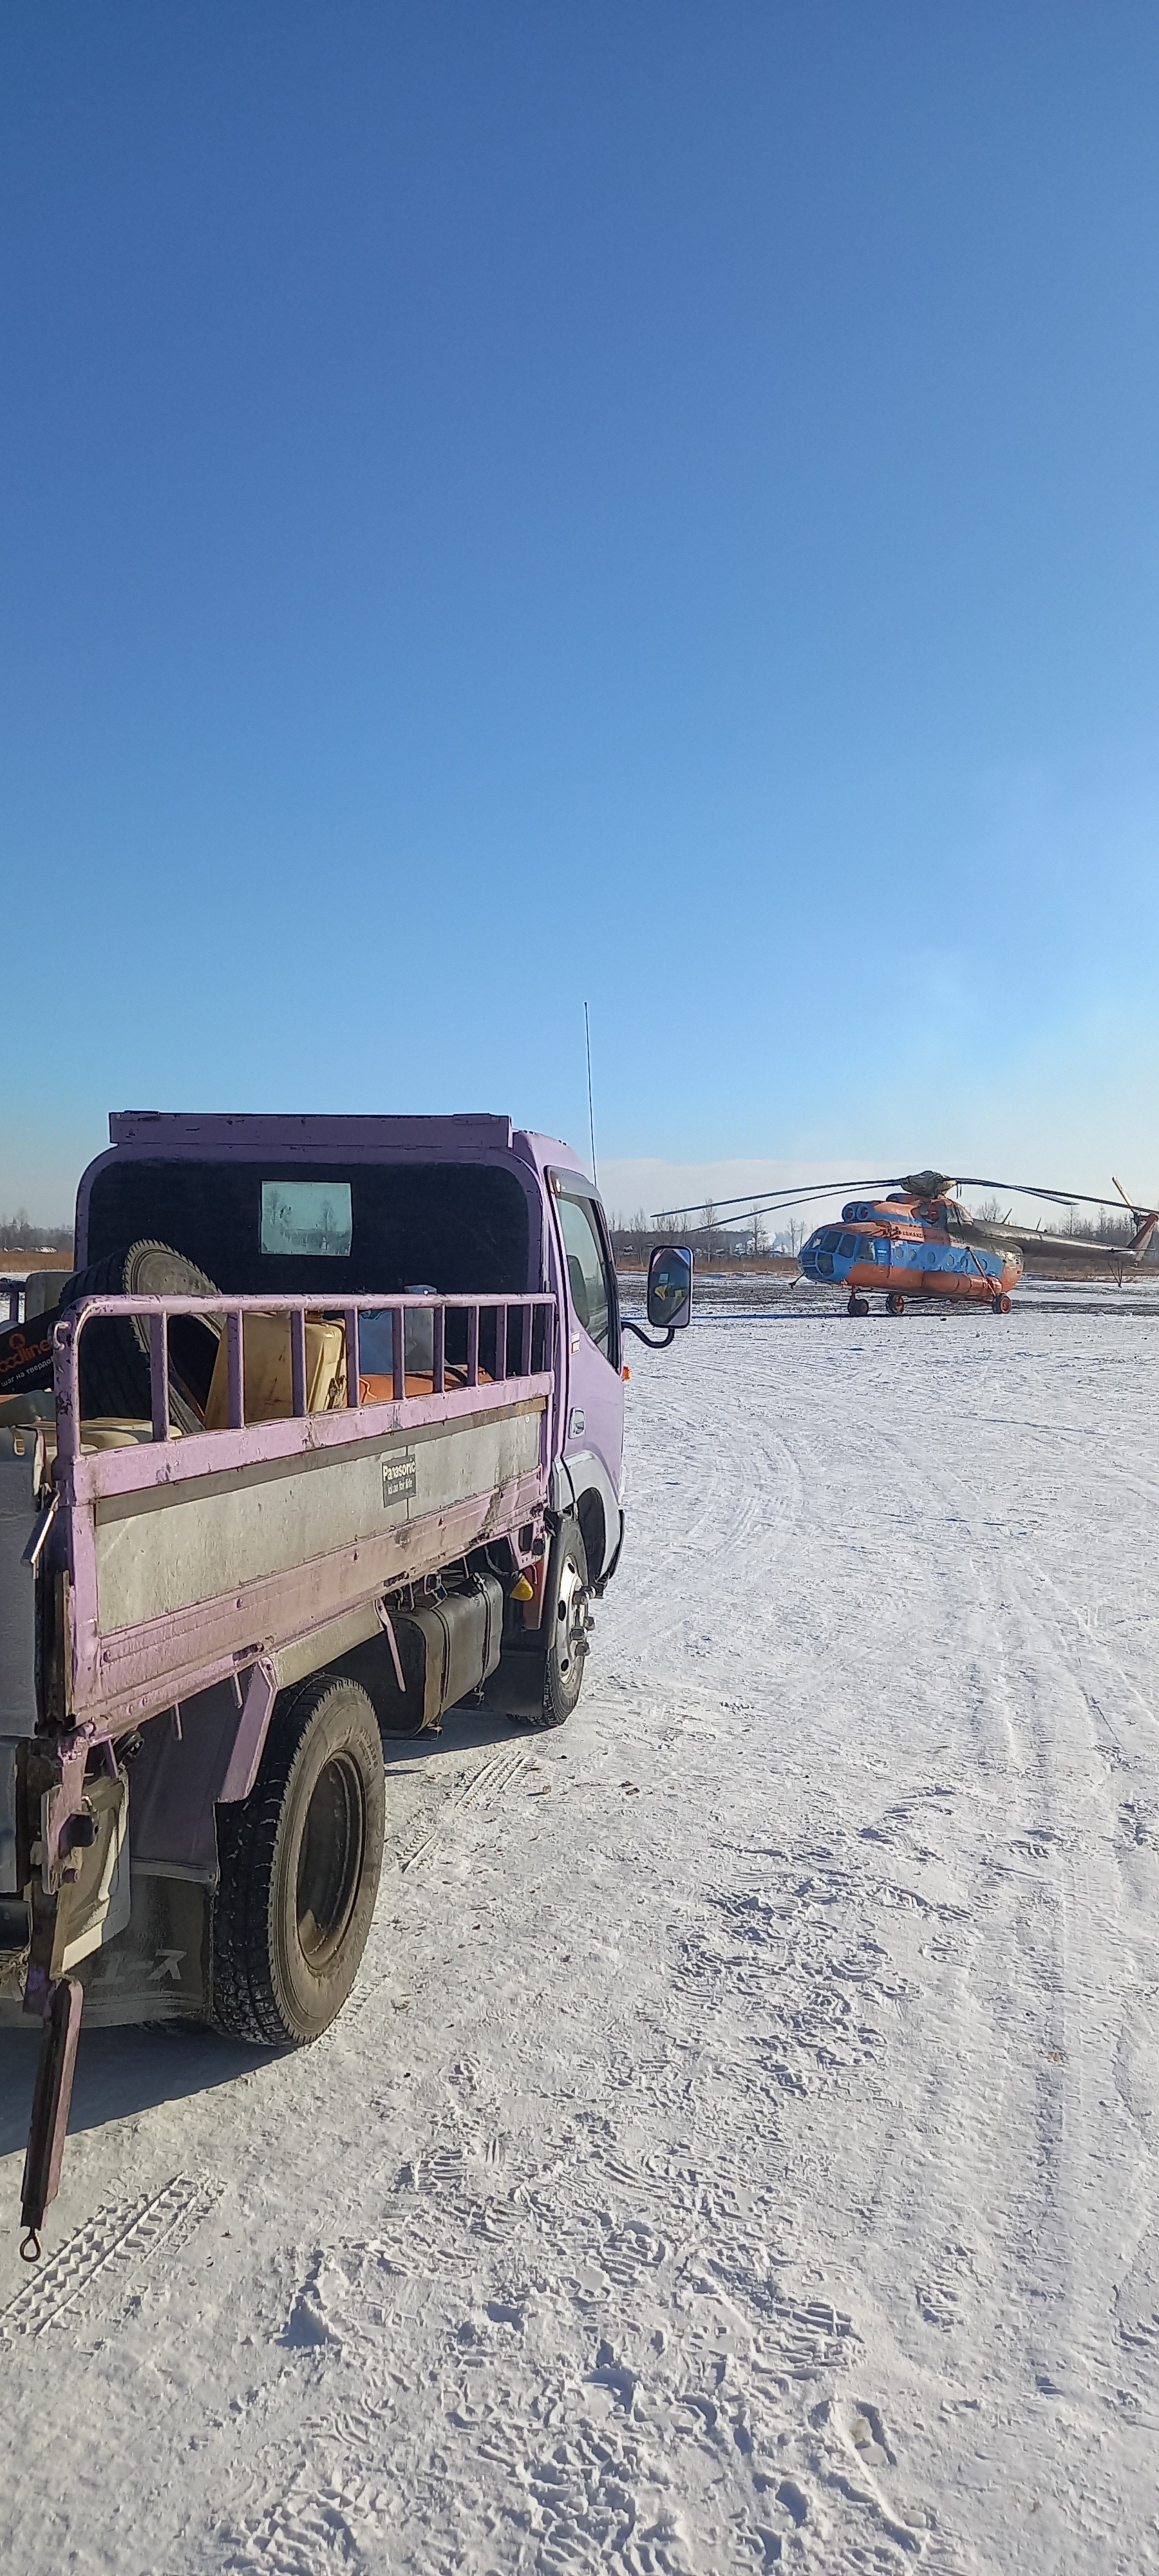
(885, 1292), (905, 1316)
(991, 1293), (1012, 1314)
(847, 1295), (869, 1317)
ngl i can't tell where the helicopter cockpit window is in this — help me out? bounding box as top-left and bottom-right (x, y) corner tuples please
(838, 1233), (857, 1256)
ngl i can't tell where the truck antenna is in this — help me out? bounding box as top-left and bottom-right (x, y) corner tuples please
(583, 1001), (599, 1189)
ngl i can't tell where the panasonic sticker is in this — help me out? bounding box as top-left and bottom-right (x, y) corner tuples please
(382, 1450), (417, 1507)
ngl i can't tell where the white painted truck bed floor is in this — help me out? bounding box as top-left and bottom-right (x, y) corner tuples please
(3, 1303), (1159, 2573)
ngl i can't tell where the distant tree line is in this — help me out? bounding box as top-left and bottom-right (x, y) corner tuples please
(0, 1209), (72, 1254)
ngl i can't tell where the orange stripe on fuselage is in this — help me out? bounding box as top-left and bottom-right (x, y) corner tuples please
(843, 1264), (1004, 1302)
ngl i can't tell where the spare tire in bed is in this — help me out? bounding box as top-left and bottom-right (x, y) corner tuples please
(0, 1241), (221, 1430)
(69, 1241), (222, 1429)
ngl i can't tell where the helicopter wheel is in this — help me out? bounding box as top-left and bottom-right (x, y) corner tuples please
(992, 1293), (1012, 1314)
(847, 1296), (869, 1318)
(885, 1292), (905, 1316)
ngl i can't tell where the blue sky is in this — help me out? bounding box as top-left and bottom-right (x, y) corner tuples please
(5, 3), (1159, 1222)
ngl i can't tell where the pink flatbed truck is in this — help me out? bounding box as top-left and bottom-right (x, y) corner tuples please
(0, 1113), (692, 2256)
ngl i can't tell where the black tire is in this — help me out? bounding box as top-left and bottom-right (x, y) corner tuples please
(64, 1241), (221, 1430)
(210, 1674), (385, 2046)
(531, 1522), (590, 1730)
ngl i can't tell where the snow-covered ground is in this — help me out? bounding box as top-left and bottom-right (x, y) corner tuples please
(3, 1301), (1159, 2572)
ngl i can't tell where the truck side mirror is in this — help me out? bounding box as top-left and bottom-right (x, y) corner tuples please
(646, 1245), (693, 1331)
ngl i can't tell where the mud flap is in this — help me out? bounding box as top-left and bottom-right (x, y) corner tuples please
(20, 1975), (83, 2260)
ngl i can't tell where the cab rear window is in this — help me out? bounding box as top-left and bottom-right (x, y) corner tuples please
(260, 1182), (352, 1258)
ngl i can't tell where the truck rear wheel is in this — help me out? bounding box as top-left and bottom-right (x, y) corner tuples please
(210, 1675), (385, 2045)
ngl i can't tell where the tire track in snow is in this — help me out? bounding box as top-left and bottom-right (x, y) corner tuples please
(838, 1372), (1159, 2490)
(1, 2174), (220, 2337)
(614, 1343), (804, 1678)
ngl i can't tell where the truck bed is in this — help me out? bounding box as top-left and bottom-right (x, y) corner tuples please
(42, 1289), (556, 1747)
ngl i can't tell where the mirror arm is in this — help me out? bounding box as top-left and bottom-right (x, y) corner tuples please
(621, 1319), (677, 1350)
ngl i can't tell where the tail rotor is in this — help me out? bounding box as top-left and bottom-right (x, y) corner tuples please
(1113, 1177), (1159, 1260)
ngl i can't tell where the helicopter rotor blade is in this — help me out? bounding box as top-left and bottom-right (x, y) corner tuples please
(652, 1177), (892, 1222)
(652, 1166), (1159, 1235)
(953, 1175), (1157, 1217)
(663, 1188), (878, 1229)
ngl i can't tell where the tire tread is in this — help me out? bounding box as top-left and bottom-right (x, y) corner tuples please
(210, 1676), (382, 2046)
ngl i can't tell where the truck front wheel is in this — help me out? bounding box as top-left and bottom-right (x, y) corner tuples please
(211, 1675), (385, 2046)
(478, 1517), (592, 1728)
(538, 1524), (590, 1728)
